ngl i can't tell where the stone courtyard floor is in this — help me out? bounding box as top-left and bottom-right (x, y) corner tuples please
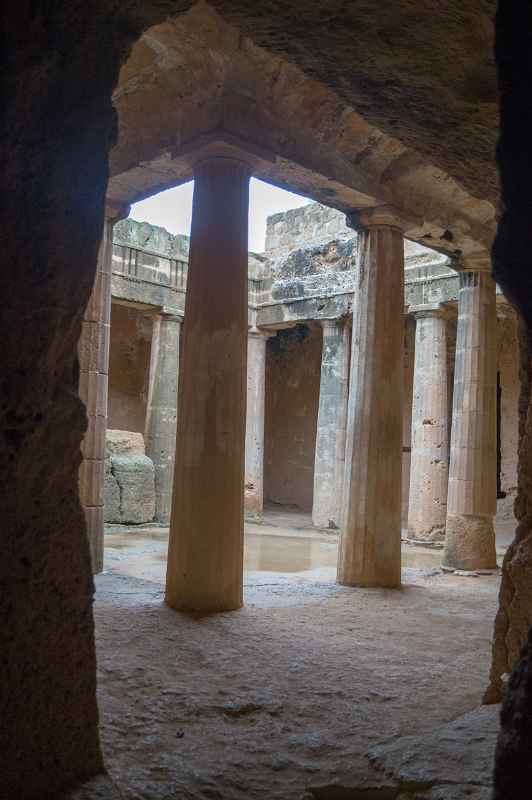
(94, 509), (506, 799)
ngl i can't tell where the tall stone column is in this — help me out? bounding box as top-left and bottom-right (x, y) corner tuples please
(78, 217), (113, 573)
(166, 157), (251, 612)
(338, 208), (404, 588)
(312, 319), (350, 529)
(145, 311), (182, 523)
(244, 329), (271, 516)
(407, 306), (450, 543)
(444, 269), (497, 570)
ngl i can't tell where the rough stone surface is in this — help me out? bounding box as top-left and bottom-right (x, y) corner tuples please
(1, 0), (144, 793)
(106, 429), (146, 457)
(94, 558), (499, 799)
(109, 4), (497, 262)
(104, 458), (121, 524)
(110, 455), (155, 525)
(2, 0), (529, 796)
(104, 430), (155, 525)
(368, 705), (499, 799)
(493, 629), (532, 799)
(108, 305), (152, 434)
(265, 325), (322, 512)
(487, 324), (532, 703)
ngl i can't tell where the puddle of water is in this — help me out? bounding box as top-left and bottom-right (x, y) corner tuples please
(104, 529), (443, 584)
(244, 533), (337, 572)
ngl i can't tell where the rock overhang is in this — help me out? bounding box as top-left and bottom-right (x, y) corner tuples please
(108, 2), (496, 266)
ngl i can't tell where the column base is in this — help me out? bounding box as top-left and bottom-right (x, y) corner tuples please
(442, 513), (497, 571)
(406, 525), (446, 546)
(336, 541), (402, 588)
(244, 485), (263, 516)
(165, 591), (243, 614)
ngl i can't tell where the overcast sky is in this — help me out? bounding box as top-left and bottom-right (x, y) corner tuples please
(129, 178), (312, 253)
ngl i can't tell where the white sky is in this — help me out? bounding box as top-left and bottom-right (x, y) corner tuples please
(129, 177), (311, 253)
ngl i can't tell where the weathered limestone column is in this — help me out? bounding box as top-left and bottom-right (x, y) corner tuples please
(145, 311), (182, 523)
(312, 319), (350, 529)
(166, 156), (251, 612)
(244, 329), (271, 516)
(443, 268), (497, 570)
(338, 207), (404, 587)
(407, 306), (450, 543)
(78, 216), (113, 573)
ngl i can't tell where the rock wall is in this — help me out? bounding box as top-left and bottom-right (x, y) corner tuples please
(487, 322), (532, 703)
(108, 304), (152, 434)
(497, 310), (520, 524)
(264, 325), (322, 512)
(265, 203), (352, 258)
(0, 2), (147, 796)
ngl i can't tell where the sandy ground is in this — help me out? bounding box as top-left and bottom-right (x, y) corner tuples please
(94, 510), (503, 799)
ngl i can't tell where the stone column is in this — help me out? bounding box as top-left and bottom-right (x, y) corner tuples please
(407, 306), (450, 543)
(145, 311), (182, 523)
(312, 319), (350, 529)
(78, 217), (112, 573)
(444, 269), (498, 570)
(338, 208), (404, 588)
(244, 329), (271, 516)
(166, 156), (251, 612)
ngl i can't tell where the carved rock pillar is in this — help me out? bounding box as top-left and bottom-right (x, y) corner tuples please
(407, 306), (450, 543)
(312, 319), (350, 529)
(166, 157), (251, 612)
(145, 311), (182, 523)
(244, 329), (272, 516)
(444, 269), (497, 570)
(78, 216), (113, 573)
(338, 208), (404, 588)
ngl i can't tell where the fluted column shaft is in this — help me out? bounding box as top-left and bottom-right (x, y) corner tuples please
(338, 210), (404, 587)
(312, 319), (350, 529)
(244, 330), (271, 516)
(444, 270), (497, 570)
(145, 312), (182, 523)
(407, 308), (450, 542)
(166, 157), (251, 612)
(78, 217), (113, 573)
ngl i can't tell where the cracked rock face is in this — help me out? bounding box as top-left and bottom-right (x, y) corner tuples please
(104, 431), (155, 524)
(367, 705), (499, 799)
(493, 629), (532, 799)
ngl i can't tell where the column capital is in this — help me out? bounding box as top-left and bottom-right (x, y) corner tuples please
(248, 326), (275, 340)
(193, 153), (254, 176)
(104, 200), (130, 222)
(346, 205), (405, 233)
(408, 302), (455, 321)
(160, 307), (184, 323)
(146, 308), (183, 324)
(319, 318), (344, 333)
(457, 252), (492, 274)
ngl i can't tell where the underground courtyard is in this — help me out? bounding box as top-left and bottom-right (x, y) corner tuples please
(76, 190), (515, 799)
(4, 2), (532, 800)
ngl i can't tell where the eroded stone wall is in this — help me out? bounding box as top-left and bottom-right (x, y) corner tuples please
(265, 203), (352, 258)
(497, 310), (519, 524)
(108, 304), (152, 433)
(487, 322), (532, 703)
(264, 325), (321, 512)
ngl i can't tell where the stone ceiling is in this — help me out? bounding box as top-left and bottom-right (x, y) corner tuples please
(109, 1), (498, 264)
